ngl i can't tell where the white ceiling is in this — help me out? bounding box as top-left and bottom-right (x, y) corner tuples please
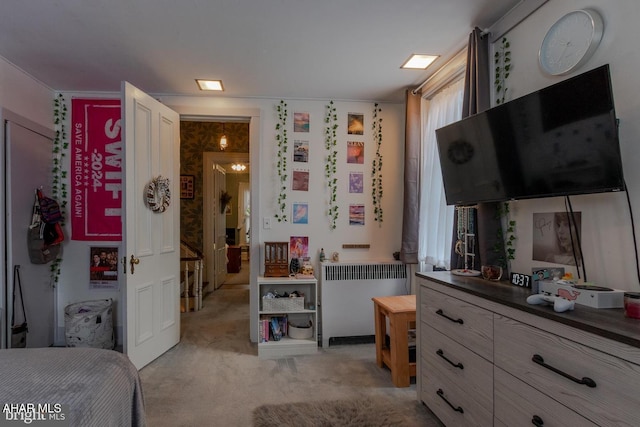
(0, 0), (522, 103)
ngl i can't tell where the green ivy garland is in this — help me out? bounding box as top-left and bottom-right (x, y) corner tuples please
(494, 36), (511, 105)
(493, 202), (516, 269)
(324, 101), (338, 230)
(274, 100), (288, 222)
(51, 93), (68, 285)
(371, 103), (383, 224)
(493, 37), (516, 271)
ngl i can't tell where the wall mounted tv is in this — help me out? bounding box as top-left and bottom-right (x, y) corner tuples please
(435, 64), (625, 206)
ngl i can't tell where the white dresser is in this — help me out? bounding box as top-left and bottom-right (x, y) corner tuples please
(417, 272), (640, 427)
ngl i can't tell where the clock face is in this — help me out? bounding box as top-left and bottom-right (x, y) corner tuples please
(539, 9), (603, 76)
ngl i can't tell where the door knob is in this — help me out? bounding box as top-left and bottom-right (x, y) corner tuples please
(130, 255), (140, 274)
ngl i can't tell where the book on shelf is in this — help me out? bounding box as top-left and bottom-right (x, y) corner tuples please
(268, 315), (288, 341)
(259, 318), (269, 343)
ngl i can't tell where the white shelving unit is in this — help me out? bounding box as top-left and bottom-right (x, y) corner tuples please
(257, 275), (318, 359)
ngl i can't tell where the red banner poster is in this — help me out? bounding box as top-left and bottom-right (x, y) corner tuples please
(71, 99), (122, 241)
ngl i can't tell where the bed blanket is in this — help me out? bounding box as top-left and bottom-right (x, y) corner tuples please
(0, 347), (145, 426)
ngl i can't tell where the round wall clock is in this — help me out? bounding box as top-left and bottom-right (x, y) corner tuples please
(539, 9), (604, 76)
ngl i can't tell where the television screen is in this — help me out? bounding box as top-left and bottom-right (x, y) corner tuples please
(435, 64), (625, 205)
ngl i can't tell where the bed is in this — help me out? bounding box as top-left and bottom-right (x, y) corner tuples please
(0, 347), (145, 426)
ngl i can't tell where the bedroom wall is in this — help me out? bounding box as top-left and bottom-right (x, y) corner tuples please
(157, 96), (405, 344)
(161, 95), (406, 263)
(45, 93), (404, 345)
(495, 0), (640, 291)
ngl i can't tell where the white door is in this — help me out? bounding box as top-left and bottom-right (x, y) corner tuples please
(213, 165), (227, 289)
(122, 82), (180, 369)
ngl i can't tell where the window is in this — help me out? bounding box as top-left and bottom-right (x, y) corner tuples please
(418, 78), (464, 270)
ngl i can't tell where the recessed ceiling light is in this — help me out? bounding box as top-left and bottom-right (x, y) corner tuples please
(401, 54), (439, 70)
(196, 79), (224, 91)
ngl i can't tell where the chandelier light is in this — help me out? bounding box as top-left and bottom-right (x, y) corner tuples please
(231, 164), (246, 171)
(219, 123), (228, 151)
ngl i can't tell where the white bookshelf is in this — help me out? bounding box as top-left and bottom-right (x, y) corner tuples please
(257, 276), (318, 359)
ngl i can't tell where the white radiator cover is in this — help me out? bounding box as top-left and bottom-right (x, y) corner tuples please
(320, 261), (408, 347)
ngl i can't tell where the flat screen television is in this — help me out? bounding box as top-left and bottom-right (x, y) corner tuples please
(435, 64), (625, 206)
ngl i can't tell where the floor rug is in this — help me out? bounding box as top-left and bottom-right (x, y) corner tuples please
(253, 396), (441, 427)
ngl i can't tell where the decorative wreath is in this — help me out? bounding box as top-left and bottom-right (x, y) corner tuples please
(145, 176), (171, 213)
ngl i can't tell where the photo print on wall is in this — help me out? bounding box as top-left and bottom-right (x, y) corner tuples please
(292, 170), (309, 191)
(349, 172), (364, 193)
(532, 211), (582, 266)
(293, 140), (309, 162)
(348, 112), (364, 135)
(89, 246), (119, 290)
(290, 236), (309, 259)
(292, 202), (309, 224)
(294, 112), (310, 132)
(347, 141), (364, 164)
(349, 204), (365, 226)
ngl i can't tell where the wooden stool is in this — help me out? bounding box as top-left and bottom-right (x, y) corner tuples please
(372, 294), (417, 387)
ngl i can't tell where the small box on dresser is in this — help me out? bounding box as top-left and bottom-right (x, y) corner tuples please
(264, 242), (289, 277)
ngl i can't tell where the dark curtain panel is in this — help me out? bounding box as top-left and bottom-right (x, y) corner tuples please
(400, 89), (421, 264)
(451, 27), (505, 270)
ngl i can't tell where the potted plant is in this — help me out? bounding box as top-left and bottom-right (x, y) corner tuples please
(220, 190), (232, 214)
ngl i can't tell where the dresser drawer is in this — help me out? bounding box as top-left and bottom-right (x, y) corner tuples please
(495, 367), (598, 427)
(495, 314), (640, 426)
(421, 286), (493, 361)
(421, 324), (493, 410)
(420, 360), (492, 427)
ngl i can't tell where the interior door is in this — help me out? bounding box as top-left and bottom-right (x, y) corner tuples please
(213, 165), (227, 289)
(122, 82), (180, 369)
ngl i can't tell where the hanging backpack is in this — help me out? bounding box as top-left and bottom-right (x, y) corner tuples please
(27, 190), (63, 264)
(37, 188), (63, 224)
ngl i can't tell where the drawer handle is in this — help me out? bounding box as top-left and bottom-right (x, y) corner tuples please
(436, 309), (464, 324)
(531, 354), (597, 388)
(532, 415), (544, 426)
(436, 349), (464, 369)
(436, 388), (464, 414)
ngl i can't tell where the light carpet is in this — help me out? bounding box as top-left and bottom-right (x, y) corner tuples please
(253, 396), (440, 427)
(140, 285), (442, 426)
(223, 263), (250, 285)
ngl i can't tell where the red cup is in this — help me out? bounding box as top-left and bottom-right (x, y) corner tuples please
(624, 292), (640, 319)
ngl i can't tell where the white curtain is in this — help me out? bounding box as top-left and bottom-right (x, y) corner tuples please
(418, 78), (464, 270)
(237, 181), (250, 245)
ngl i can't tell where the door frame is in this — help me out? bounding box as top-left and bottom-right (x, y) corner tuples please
(203, 151), (249, 290)
(173, 107), (260, 343)
(1, 108), (57, 348)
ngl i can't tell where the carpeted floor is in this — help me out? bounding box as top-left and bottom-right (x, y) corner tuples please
(253, 396), (441, 427)
(139, 283), (442, 426)
(221, 263), (250, 286)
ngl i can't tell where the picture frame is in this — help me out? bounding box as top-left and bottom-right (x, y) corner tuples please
(180, 175), (195, 199)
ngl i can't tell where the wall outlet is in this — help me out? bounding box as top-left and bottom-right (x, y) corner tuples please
(263, 217), (271, 229)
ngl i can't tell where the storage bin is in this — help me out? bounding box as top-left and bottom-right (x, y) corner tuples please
(262, 296), (304, 312)
(65, 299), (114, 349)
(288, 322), (313, 340)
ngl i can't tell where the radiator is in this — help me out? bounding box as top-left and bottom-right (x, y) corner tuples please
(320, 262), (408, 347)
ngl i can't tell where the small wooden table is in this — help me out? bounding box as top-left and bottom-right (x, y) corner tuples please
(372, 294), (417, 387)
